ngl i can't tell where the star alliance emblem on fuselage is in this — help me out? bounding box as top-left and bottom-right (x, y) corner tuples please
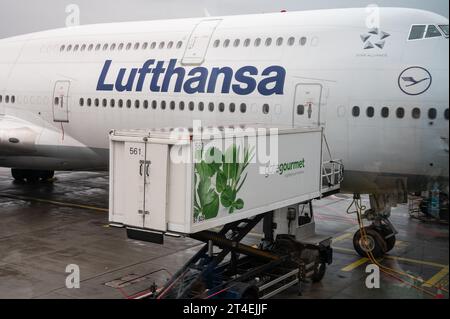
(360, 27), (391, 50)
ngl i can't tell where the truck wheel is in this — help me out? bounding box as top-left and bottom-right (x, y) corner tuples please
(311, 262), (326, 283)
(353, 227), (387, 259)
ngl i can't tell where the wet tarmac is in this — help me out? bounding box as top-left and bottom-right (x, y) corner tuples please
(0, 168), (448, 299)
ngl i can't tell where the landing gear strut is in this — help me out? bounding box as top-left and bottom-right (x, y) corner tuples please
(11, 169), (55, 183)
(349, 194), (398, 259)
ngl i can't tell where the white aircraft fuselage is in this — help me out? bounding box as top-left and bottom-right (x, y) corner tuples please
(0, 8), (448, 194)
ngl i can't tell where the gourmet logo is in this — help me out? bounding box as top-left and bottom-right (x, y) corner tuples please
(97, 59), (286, 96)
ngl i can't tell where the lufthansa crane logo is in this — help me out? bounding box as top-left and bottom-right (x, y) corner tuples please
(398, 67), (432, 96)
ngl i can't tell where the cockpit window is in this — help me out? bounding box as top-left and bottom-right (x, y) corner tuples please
(439, 25), (449, 37)
(425, 25), (442, 38)
(409, 25), (426, 40)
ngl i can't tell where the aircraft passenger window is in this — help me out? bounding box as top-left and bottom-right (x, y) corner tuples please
(142, 42), (148, 50)
(143, 100), (149, 109)
(426, 25), (442, 38)
(135, 100), (140, 109)
(381, 107), (389, 118)
(79, 98), (84, 106)
(134, 43), (140, 50)
(118, 99), (123, 108)
(366, 107), (375, 118)
(297, 104), (305, 115)
(445, 109), (449, 120)
(88, 44), (94, 51)
(0, 95), (2, 103)
(110, 43), (116, 51)
(150, 42), (156, 49)
(94, 98), (99, 107)
(352, 106), (360, 117)
(87, 98), (92, 107)
(159, 42), (165, 49)
(208, 102), (214, 112)
(223, 39), (230, 48)
(276, 37), (283, 46)
(439, 25), (449, 37)
(11, 96), (15, 103)
(103, 44), (108, 51)
(170, 101), (175, 110)
(263, 104), (270, 114)
(229, 103), (236, 113)
(81, 44), (86, 51)
(126, 99), (131, 108)
(110, 99), (115, 108)
(102, 99), (107, 107)
(167, 41), (174, 49)
(213, 40), (220, 48)
(233, 39), (240, 47)
(67, 45), (72, 51)
(125, 43), (132, 50)
(74, 45), (79, 52)
(254, 38), (261, 47)
(288, 37), (295, 46)
(118, 43), (124, 51)
(176, 41), (183, 49)
(409, 25), (426, 40)
(300, 37), (307, 46)
(428, 108), (437, 119)
(244, 39), (251, 47)
(396, 107), (405, 118)
(199, 102), (205, 111)
(265, 38), (272, 46)
(60, 45), (65, 52)
(240, 103), (247, 113)
(179, 101), (185, 111)
(189, 101), (194, 111)
(161, 100), (166, 110)
(412, 107), (421, 119)
(219, 103), (225, 112)
(95, 44), (101, 51)
(152, 100), (157, 109)
(54, 97), (59, 105)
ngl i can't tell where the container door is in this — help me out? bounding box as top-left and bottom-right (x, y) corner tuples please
(143, 143), (169, 231)
(293, 84), (322, 127)
(52, 81), (70, 122)
(122, 142), (147, 228)
(182, 19), (221, 65)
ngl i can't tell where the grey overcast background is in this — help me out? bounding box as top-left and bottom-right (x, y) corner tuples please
(0, 0), (448, 39)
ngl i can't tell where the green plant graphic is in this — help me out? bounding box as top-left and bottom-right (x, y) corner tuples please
(194, 144), (254, 221)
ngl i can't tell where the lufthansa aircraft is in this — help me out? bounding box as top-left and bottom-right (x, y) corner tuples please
(0, 8), (448, 257)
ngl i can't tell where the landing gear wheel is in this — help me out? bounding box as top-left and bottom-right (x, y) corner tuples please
(311, 262), (326, 283)
(40, 170), (55, 181)
(375, 226), (396, 252)
(11, 169), (27, 181)
(353, 227), (387, 259)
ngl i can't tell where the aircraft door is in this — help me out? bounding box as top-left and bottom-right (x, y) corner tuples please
(293, 84), (322, 127)
(182, 19), (222, 65)
(52, 81), (70, 122)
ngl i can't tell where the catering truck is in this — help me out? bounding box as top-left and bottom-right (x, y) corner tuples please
(108, 124), (343, 298)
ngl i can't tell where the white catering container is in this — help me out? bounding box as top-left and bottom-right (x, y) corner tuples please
(109, 125), (323, 240)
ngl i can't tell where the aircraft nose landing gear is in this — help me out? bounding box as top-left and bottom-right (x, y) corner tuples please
(348, 194), (398, 259)
(11, 169), (55, 183)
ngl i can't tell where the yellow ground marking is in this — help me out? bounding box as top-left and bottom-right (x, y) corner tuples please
(341, 257), (369, 271)
(0, 193), (108, 213)
(332, 232), (353, 243)
(423, 266), (449, 288)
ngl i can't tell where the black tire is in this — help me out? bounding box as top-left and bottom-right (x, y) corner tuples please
(11, 169), (27, 181)
(25, 171), (40, 183)
(40, 170), (55, 181)
(353, 227), (387, 259)
(311, 262), (326, 283)
(375, 226), (396, 252)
